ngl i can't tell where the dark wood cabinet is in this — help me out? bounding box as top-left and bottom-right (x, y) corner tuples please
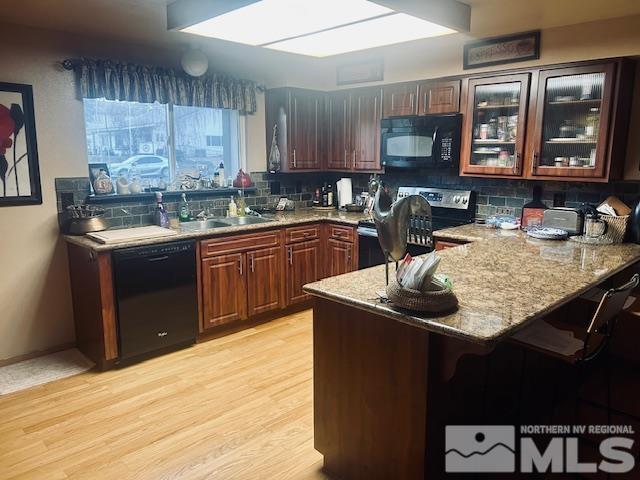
(325, 88), (383, 172)
(351, 87), (383, 171)
(202, 253), (247, 328)
(382, 83), (418, 117)
(286, 239), (321, 305)
(325, 91), (351, 170)
(265, 87), (323, 172)
(417, 80), (461, 114)
(529, 63), (618, 180)
(247, 246), (283, 317)
(326, 238), (354, 277)
(460, 73), (531, 177)
(460, 59), (632, 182)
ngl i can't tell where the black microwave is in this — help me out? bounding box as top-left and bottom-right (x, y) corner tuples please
(380, 114), (461, 169)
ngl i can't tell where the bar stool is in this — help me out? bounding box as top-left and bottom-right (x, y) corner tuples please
(511, 274), (639, 424)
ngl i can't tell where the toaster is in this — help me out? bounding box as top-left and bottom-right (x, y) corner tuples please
(542, 208), (584, 235)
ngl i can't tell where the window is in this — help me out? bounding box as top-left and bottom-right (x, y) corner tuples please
(83, 99), (244, 192)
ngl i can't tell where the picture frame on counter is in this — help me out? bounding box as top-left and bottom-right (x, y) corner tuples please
(0, 82), (42, 206)
(88, 162), (114, 196)
(463, 31), (540, 70)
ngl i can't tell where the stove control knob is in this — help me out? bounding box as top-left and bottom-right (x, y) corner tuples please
(462, 197), (468, 204)
(453, 195), (461, 203)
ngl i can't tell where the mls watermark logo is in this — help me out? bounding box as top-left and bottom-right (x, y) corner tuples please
(446, 426), (516, 472)
(446, 425), (636, 474)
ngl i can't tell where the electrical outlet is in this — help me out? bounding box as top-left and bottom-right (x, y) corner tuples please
(495, 206), (515, 216)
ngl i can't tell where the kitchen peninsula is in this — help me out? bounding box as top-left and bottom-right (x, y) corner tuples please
(304, 228), (640, 479)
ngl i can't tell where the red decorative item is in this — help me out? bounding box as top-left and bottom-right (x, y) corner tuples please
(232, 169), (253, 188)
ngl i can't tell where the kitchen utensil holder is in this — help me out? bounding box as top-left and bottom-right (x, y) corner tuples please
(386, 277), (458, 313)
(601, 214), (629, 244)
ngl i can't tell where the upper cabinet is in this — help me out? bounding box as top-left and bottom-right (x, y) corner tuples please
(529, 63), (616, 179)
(417, 80), (461, 115)
(350, 87), (383, 171)
(382, 80), (460, 117)
(265, 87), (323, 172)
(382, 83), (418, 117)
(460, 73), (530, 176)
(461, 59), (633, 182)
(324, 88), (384, 172)
(325, 91), (351, 170)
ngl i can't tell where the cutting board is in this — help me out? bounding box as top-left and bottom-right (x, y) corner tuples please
(86, 226), (178, 244)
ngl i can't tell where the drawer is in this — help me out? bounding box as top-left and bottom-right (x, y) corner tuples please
(285, 224), (321, 244)
(328, 224), (355, 242)
(201, 229), (281, 257)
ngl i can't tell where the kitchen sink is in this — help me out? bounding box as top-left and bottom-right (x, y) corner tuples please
(219, 216), (274, 226)
(180, 216), (273, 231)
(180, 219), (230, 231)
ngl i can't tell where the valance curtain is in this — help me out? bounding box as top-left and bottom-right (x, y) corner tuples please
(64, 58), (258, 114)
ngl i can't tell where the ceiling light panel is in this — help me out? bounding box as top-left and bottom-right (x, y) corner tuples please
(182, 0), (393, 46)
(265, 13), (455, 57)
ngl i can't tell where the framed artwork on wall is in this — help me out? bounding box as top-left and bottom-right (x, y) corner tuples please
(0, 82), (42, 206)
(463, 31), (540, 70)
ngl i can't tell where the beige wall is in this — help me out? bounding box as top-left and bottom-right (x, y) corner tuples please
(1, 13), (640, 360)
(0, 24), (266, 361)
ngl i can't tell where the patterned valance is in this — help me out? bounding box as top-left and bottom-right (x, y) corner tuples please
(62, 58), (257, 114)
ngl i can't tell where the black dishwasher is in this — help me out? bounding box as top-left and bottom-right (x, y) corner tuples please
(113, 240), (197, 361)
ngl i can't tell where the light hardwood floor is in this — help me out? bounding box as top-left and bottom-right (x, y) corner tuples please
(0, 310), (331, 480)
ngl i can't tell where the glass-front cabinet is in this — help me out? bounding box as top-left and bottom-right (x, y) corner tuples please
(530, 64), (615, 179)
(461, 74), (530, 176)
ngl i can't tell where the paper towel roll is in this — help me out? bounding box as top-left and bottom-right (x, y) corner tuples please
(336, 178), (353, 208)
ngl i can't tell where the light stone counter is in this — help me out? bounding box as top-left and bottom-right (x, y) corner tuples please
(304, 228), (640, 344)
(63, 210), (369, 252)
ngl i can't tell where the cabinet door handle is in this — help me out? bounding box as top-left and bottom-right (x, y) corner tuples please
(250, 254), (255, 273)
(514, 152), (521, 174)
(533, 151), (540, 169)
(293, 148), (297, 167)
(410, 94), (415, 113)
(344, 149), (347, 169)
(239, 256), (243, 276)
(288, 247), (293, 265)
(352, 150), (356, 169)
(347, 246), (352, 266)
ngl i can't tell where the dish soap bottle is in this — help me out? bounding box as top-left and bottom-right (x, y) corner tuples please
(237, 194), (246, 217)
(153, 192), (170, 228)
(179, 193), (191, 222)
(228, 196), (238, 217)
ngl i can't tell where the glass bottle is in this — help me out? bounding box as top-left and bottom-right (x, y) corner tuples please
(585, 107), (600, 139)
(179, 193), (191, 222)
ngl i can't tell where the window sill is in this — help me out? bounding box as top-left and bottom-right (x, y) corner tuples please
(86, 187), (257, 204)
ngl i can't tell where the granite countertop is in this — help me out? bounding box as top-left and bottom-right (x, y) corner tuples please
(434, 222), (526, 243)
(64, 210), (369, 252)
(304, 228), (640, 345)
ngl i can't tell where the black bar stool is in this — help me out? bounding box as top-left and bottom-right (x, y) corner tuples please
(511, 274), (639, 425)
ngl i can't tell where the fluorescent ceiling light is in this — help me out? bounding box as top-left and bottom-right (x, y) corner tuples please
(182, 0), (394, 46)
(265, 13), (455, 57)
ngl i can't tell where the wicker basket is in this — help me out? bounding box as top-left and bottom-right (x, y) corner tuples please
(386, 277), (458, 313)
(601, 214), (629, 244)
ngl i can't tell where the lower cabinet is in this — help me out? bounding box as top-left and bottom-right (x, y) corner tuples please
(202, 252), (247, 328)
(247, 246), (283, 317)
(326, 238), (354, 277)
(285, 239), (322, 305)
(200, 223), (357, 332)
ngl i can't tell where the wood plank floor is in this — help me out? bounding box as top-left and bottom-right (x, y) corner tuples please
(0, 310), (331, 480)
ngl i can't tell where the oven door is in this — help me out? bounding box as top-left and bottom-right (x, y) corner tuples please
(357, 227), (432, 270)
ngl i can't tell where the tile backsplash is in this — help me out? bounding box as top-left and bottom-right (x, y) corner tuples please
(55, 170), (640, 230)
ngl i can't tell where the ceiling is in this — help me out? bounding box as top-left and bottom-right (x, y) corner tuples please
(3, 0), (640, 86)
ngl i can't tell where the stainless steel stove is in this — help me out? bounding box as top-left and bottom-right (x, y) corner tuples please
(357, 186), (476, 269)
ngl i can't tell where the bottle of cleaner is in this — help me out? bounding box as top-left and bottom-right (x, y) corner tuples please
(153, 192), (170, 228)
